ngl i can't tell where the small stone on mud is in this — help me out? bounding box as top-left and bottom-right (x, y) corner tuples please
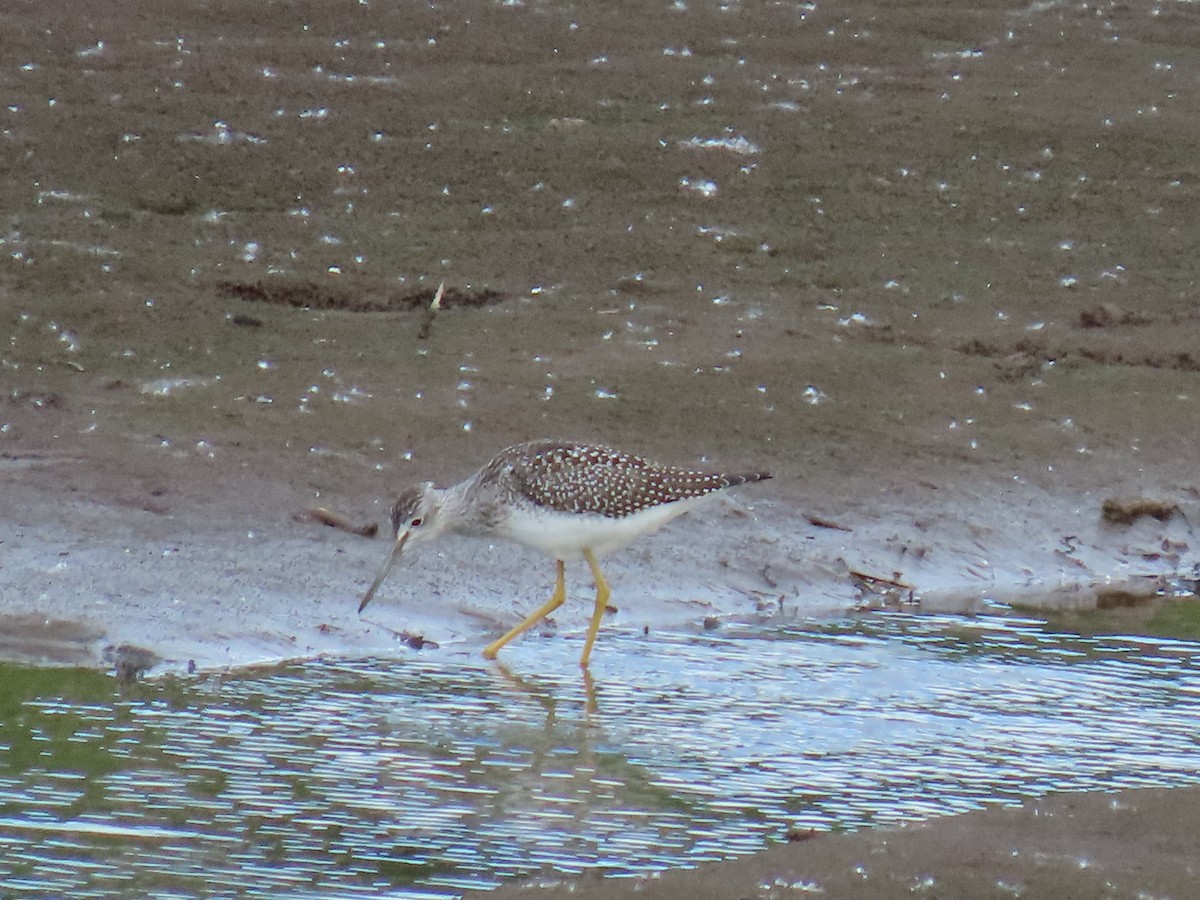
(1101, 497), (1179, 526)
(103, 643), (162, 683)
(786, 826), (817, 842)
(398, 631), (437, 650)
(1096, 588), (1158, 609)
(1078, 302), (1150, 328)
(994, 351), (1045, 381)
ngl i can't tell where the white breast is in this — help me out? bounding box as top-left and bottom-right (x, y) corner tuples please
(496, 494), (715, 561)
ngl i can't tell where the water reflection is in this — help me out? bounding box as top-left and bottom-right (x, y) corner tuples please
(1, 614), (1199, 896)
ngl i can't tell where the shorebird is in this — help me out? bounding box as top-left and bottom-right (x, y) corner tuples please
(358, 439), (771, 667)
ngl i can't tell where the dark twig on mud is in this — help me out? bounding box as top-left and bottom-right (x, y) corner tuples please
(294, 508), (379, 539)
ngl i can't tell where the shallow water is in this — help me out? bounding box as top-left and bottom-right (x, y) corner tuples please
(3, 612), (1199, 898)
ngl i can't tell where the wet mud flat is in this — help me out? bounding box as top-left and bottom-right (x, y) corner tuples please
(4, 0), (1200, 672)
(3, 435), (1197, 676)
(3, 0), (1200, 895)
(472, 785), (1200, 900)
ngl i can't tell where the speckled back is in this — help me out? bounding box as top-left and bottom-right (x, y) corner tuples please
(476, 440), (770, 519)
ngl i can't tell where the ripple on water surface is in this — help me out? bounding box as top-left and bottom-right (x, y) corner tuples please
(1, 614), (1199, 896)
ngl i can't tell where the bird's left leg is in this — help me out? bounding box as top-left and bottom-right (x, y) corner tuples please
(483, 559), (566, 660)
(579, 549), (611, 669)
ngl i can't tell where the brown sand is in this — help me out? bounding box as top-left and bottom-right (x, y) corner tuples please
(471, 787), (1200, 899)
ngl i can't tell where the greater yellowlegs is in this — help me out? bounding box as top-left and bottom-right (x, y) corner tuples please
(358, 439), (771, 667)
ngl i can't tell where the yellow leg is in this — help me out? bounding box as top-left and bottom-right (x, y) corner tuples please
(579, 549), (611, 669)
(483, 560), (566, 659)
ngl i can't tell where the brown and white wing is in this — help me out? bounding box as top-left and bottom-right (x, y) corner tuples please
(508, 441), (769, 518)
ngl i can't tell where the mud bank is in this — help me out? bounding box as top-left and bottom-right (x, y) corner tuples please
(4, 425), (1196, 675)
(470, 786), (1200, 900)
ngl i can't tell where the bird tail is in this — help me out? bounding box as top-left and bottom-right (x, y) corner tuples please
(722, 472), (772, 488)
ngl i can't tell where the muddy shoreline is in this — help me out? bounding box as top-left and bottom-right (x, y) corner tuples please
(467, 785), (1200, 899)
(4, 425), (1195, 676)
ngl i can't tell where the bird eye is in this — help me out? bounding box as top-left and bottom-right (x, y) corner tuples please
(410, 517), (423, 528)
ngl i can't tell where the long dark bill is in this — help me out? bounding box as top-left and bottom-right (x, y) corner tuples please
(357, 531), (410, 613)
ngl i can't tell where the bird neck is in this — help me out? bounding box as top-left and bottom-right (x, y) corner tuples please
(437, 480), (478, 533)
(438, 476), (505, 536)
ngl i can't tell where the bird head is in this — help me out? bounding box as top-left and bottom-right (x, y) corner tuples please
(358, 482), (447, 613)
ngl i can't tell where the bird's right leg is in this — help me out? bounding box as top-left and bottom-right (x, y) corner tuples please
(482, 560), (566, 659)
